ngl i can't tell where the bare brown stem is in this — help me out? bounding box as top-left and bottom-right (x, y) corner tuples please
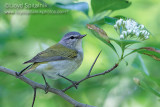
(87, 50), (102, 77)
(0, 51), (118, 107)
(62, 51), (119, 92)
(0, 66), (95, 107)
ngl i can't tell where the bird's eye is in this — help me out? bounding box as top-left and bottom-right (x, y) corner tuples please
(70, 36), (75, 39)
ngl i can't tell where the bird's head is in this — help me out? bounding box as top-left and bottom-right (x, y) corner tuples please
(59, 31), (86, 50)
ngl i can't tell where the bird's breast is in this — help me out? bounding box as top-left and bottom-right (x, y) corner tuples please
(35, 52), (83, 79)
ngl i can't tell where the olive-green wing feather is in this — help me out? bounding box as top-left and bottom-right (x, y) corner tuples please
(24, 43), (77, 64)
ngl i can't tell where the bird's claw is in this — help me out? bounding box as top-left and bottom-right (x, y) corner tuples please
(44, 83), (50, 94)
(15, 72), (22, 78)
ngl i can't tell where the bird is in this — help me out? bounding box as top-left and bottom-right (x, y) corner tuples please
(16, 31), (86, 93)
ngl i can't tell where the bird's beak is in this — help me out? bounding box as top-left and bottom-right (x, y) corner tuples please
(79, 34), (87, 39)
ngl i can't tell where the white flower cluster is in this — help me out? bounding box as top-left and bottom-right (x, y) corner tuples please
(114, 19), (150, 40)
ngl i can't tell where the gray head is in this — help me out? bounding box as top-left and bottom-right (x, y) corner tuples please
(59, 31), (86, 50)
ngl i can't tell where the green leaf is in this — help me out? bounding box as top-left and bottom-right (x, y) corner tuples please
(133, 77), (160, 97)
(86, 24), (118, 56)
(87, 24), (110, 42)
(91, 18), (105, 25)
(55, 2), (89, 15)
(91, 0), (131, 14)
(113, 15), (128, 19)
(92, 16), (127, 26)
(132, 55), (149, 76)
(104, 16), (118, 25)
(110, 38), (140, 51)
(132, 56), (160, 97)
(127, 47), (160, 61)
(136, 47), (160, 61)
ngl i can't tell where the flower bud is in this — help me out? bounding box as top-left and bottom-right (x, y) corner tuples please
(136, 32), (140, 37)
(114, 18), (150, 41)
(139, 24), (144, 29)
(133, 30), (136, 34)
(120, 34), (124, 39)
(116, 20), (122, 26)
(114, 25), (118, 29)
(141, 30), (145, 34)
(147, 32), (150, 36)
(122, 31), (128, 36)
(133, 77), (140, 85)
(144, 30), (148, 36)
(119, 19), (123, 22)
(127, 30), (132, 34)
(145, 35), (149, 39)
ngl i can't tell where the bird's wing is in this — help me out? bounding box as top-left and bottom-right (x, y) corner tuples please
(23, 43), (78, 64)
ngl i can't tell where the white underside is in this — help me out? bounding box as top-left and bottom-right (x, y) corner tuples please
(34, 52), (83, 79)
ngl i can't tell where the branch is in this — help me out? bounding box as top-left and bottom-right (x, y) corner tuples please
(87, 50), (102, 77)
(32, 88), (37, 107)
(63, 51), (118, 92)
(0, 51), (119, 106)
(0, 66), (95, 107)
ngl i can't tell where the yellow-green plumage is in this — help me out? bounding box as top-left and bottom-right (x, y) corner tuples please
(21, 31), (85, 80)
(22, 43), (83, 79)
(24, 43), (78, 64)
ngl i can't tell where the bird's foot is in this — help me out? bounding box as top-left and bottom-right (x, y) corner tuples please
(44, 82), (50, 94)
(15, 72), (22, 78)
(57, 74), (79, 89)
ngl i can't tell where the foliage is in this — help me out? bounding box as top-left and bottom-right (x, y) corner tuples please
(0, 0), (160, 107)
(91, 0), (131, 14)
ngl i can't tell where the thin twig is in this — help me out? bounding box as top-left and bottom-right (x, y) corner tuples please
(32, 88), (37, 107)
(0, 66), (95, 107)
(0, 50), (118, 106)
(62, 63), (118, 92)
(0, 51), (118, 107)
(87, 50), (102, 77)
(62, 51), (119, 92)
(89, 64), (118, 78)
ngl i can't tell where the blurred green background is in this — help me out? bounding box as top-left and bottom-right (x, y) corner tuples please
(0, 0), (160, 107)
